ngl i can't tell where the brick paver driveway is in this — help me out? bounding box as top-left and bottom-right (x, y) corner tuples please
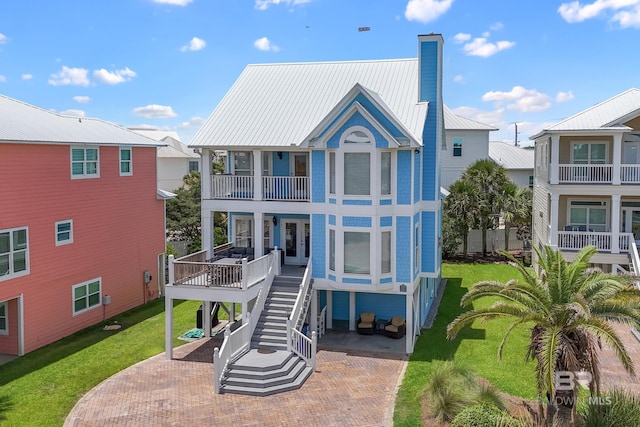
(64, 338), (407, 427)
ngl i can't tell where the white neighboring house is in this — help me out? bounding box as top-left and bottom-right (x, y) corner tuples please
(130, 127), (200, 192)
(441, 105), (498, 189)
(489, 141), (535, 188)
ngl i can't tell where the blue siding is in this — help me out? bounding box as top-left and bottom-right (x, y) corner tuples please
(380, 277), (393, 284)
(344, 278), (372, 284)
(311, 150), (325, 203)
(397, 150), (411, 205)
(396, 216), (411, 282)
(329, 198), (337, 204)
(380, 216), (392, 227)
(332, 291), (350, 320)
(356, 293), (404, 321)
(273, 152), (289, 176)
(380, 199), (392, 205)
(328, 274), (336, 281)
(343, 199), (372, 206)
(420, 40), (439, 202)
(311, 214), (326, 278)
(414, 148), (421, 204)
(342, 216), (372, 227)
(329, 215), (336, 225)
(422, 211), (436, 273)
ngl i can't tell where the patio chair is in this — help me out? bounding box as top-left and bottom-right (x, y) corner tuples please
(384, 316), (406, 339)
(356, 312), (376, 335)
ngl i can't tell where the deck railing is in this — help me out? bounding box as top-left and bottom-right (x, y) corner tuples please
(263, 176), (310, 201)
(558, 164), (612, 183)
(557, 231), (611, 251)
(213, 320), (252, 393)
(620, 165), (640, 183)
(211, 174), (254, 199)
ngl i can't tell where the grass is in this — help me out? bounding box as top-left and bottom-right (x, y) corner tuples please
(0, 298), (208, 427)
(394, 262), (538, 426)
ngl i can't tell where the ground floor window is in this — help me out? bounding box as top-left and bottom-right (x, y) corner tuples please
(344, 232), (370, 274)
(234, 218), (253, 248)
(0, 227), (29, 281)
(0, 302), (7, 334)
(73, 278), (101, 315)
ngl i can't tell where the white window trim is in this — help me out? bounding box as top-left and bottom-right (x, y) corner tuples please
(452, 137), (463, 157)
(567, 199), (609, 231)
(188, 160), (199, 174)
(262, 152), (272, 176)
(119, 147), (133, 176)
(414, 222), (420, 273)
(0, 226), (29, 282)
(55, 220), (74, 246)
(570, 141), (608, 164)
(0, 301), (7, 335)
(72, 278), (102, 316)
(70, 146), (100, 179)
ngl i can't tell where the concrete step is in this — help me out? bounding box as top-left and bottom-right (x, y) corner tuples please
(254, 326), (287, 337)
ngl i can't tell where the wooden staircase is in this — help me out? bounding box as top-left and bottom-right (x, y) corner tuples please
(219, 275), (314, 396)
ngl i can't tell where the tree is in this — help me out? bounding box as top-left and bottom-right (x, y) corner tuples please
(460, 159), (511, 257)
(166, 171), (201, 252)
(499, 183), (532, 253)
(446, 245), (640, 426)
(443, 180), (479, 259)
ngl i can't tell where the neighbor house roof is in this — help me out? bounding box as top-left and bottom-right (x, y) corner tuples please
(190, 59), (429, 148)
(531, 88), (640, 139)
(443, 105), (497, 131)
(156, 136), (200, 159)
(489, 141), (534, 170)
(0, 94), (160, 146)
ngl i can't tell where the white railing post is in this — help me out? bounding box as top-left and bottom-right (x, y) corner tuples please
(213, 347), (220, 393)
(241, 258), (248, 289)
(286, 319), (292, 352)
(274, 246), (281, 276)
(311, 331), (317, 371)
(168, 254), (175, 285)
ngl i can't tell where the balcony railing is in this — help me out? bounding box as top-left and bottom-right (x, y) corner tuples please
(557, 231), (636, 253)
(620, 165), (640, 183)
(210, 174), (310, 201)
(558, 164), (612, 183)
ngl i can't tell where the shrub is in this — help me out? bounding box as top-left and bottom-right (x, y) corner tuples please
(450, 403), (506, 427)
(578, 388), (640, 427)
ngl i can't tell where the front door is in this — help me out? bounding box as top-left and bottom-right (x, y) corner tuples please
(623, 140), (640, 164)
(291, 154), (308, 199)
(283, 220), (310, 265)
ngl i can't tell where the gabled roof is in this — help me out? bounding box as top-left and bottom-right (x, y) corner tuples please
(489, 141), (534, 170)
(531, 88), (640, 139)
(157, 137), (200, 159)
(130, 127), (182, 142)
(0, 94), (160, 146)
(190, 59), (428, 148)
(444, 105), (497, 131)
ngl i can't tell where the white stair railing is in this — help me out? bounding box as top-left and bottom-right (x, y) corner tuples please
(630, 241), (640, 290)
(286, 260), (316, 369)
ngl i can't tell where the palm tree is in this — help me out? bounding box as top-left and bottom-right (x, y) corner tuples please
(447, 245), (640, 426)
(444, 180), (479, 259)
(500, 184), (532, 253)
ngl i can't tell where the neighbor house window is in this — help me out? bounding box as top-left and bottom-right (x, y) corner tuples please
(234, 218), (253, 248)
(344, 153), (370, 195)
(529, 176), (534, 187)
(0, 227), (28, 281)
(569, 201), (607, 232)
(381, 231), (391, 274)
(329, 229), (335, 271)
(329, 152), (336, 194)
(188, 160), (199, 173)
(71, 147), (99, 178)
(73, 278), (101, 315)
(572, 142), (606, 164)
(55, 220), (73, 246)
(233, 152), (253, 176)
(453, 138), (462, 157)
(0, 302), (7, 334)
(381, 152), (391, 195)
(344, 232), (370, 274)
(119, 147), (132, 176)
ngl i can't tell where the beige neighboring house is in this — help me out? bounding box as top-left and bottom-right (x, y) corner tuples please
(130, 128), (200, 192)
(489, 141), (534, 188)
(530, 88), (640, 272)
(441, 105), (498, 189)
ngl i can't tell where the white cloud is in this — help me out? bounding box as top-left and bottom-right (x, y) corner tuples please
(60, 109), (86, 117)
(453, 33), (471, 43)
(180, 37), (206, 52)
(93, 67), (136, 85)
(177, 116), (205, 130)
(48, 66), (90, 87)
(453, 75), (464, 83)
(556, 91), (575, 102)
(255, 0), (311, 11)
(74, 95), (90, 103)
(482, 86), (552, 112)
(152, 0), (193, 5)
(490, 22), (504, 30)
(452, 105), (506, 129)
(0, 33), (7, 44)
(254, 37), (280, 52)
(132, 104), (177, 118)
(613, 5), (640, 27)
(0, 75), (6, 83)
(404, 0), (454, 23)
(462, 37), (515, 57)
(558, 0), (640, 24)
(22, 74), (33, 80)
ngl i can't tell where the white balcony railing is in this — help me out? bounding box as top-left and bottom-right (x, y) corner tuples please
(558, 231), (612, 251)
(620, 165), (640, 183)
(210, 174), (309, 201)
(558, 164), (612, 183)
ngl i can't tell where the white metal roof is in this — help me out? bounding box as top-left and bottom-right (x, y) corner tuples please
(0, 94), (160, 146)
(531, 88), (640, 139)
(190, 58), (429, 148)
(444, 105), (497, 131)
(489, 141), (534, 170)
(156, 136), (200, 159)
(130, 127), (182, 142)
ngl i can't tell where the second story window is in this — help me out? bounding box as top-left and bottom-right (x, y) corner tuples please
(188, 160), (199, 173)
(453, 137), (462, 157)
(329, 152), (336, 194)
(71, 147), (99, 178)
(55, 220), (73, 246)
(233, 152), (252, 175)
(572, 142), (606, 164)
(381, 152), (391, 195)
(344, 153), (370, 195)
(120, 147), (132, 176)
(0, 227), (28, 281)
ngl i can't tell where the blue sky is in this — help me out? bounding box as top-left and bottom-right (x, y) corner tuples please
(1, 0), (639, 145)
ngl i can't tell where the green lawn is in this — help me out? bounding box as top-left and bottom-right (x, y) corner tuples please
(0, 298), (206, 427)
(394, 262), (538, 426)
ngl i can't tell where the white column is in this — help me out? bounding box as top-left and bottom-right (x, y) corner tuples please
(202, 149), (211, 199)
(203, 300), (211, 337)
(253, 150), (263, 201)
(165, 295), (173, 360)
(201, 149), (213, 257)
(327, 290), (333, 329)
(254, 211), (264, 258)
(310, 289), (318, 337)
(550, 194), (559, 248)
(613, 133), (622, 185)
(349, 291), (356, 331)
(405, 291), (413, 354)
(550, 135), (560, 185)
(202, 212), (213, 258)
(611, 194), (621, 254)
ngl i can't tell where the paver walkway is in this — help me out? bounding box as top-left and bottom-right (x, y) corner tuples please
(599, 323), (640, 394)
(64, 338), (407, 427)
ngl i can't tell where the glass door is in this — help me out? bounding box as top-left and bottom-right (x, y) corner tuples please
(621, 208), (640, 242)
(283, 219), (310, 265)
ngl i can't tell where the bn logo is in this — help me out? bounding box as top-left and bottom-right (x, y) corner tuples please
(555, 371), (593, 391)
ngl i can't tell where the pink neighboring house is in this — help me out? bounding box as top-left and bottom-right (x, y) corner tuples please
(0, 94), (169, 356)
